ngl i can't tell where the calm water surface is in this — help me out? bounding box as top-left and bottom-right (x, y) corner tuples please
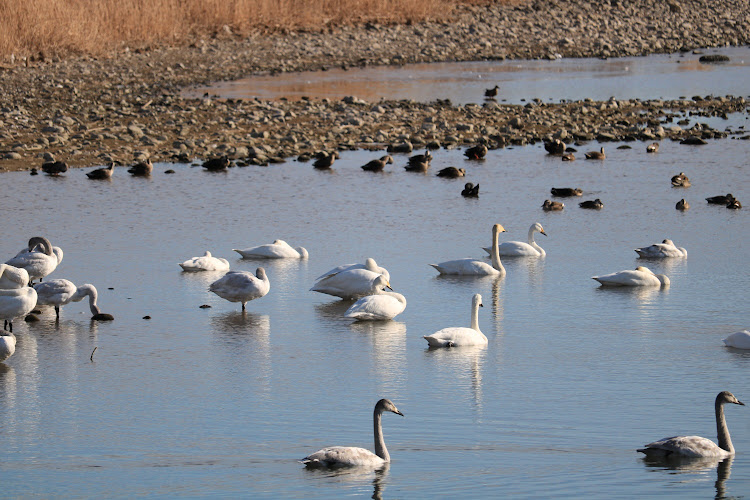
(1, 135), (749, 497)
(187, 46), (750, 105)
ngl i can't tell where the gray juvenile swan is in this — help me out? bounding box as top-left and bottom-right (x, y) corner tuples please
(301, 398), (404, 467)
(638, 391), (744, 458)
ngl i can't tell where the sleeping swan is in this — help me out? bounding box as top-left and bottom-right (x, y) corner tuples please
(209, 268), (270, 310)
(315, 258), (390, 283)
(5, 236), (63, 283)
(179, 251), (230, 271)
(424, 293), (486, 347)
(431, 224), (506, 276)
(592, 266), (670, 287)
(233, 240), (308, 259)
(311, 272), (392, 300)
(345, 291), (407, 321)
(635, 239), (687, 258)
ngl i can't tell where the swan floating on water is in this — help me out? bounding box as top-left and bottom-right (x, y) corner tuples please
(484, 222), (547, 257)
(209, 268), (270, 310)
(431, 224), (506, 276)
(0, 332), (15, 362)
(424, 293), (486, 347)
(592, 266), (670, 287)
(0, 286), (37, 333)
(5, 237), (63, 283)
(345, 291), (407, 321)
(33, 280), (112, 320)
(315, 258), (390, 283)
(723, 330), (750, 349)
(301, 398), (404, 467)
(179, 251), (230, 271)
(233, 240), (308, 259)
(638, 391), (744, 458)
(635, 239), (687, 258)
(311, 271), (392, 300)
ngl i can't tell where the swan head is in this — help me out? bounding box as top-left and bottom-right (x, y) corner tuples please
(376, 398), (404, 417)
(374, 275), (393, 292)
(296, 247), (309, 259)
(532, 222), (547, 236)
(635, 266), (654, 274)
(383, 155), (394, 164)
(661, 239), (675, 246)
(273, 239), (288, 246)
(255, 267), (268, 280)
(717, 391), (744, 407)
(27, 236), (53, 255)
(492, 224), (506, 236)
(656, 274), (670, 286)
(472, 293), (484, 309)
(204, 251), (212, 257)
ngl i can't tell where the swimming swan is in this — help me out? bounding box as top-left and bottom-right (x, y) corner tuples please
(723, 331), (750, 349)
(0, 332), (15, 362)
(209, 268), (270, 310)
(0, 286), (37, 333)
(638, 391), (744, 458)
(424, 293), (486, 347)
(301, 398), (404, 467)
(315, 258), (391, 283)
(635, 239), (687, 258)
(311, 272), (392, 300)
(33, 280), (111, 319)
(345, 291), (407, 321)
(179, 251), (230, 272)
(233, 240), (308, 259)
(5, 237), (63, 283)
(0, 264), (31, 290)
(592, 266), (670, 287)
(431, 224), (506, 275)
(483, 222), (547, 257)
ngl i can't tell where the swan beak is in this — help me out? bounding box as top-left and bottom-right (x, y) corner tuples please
(385, 285), (394, 292)
(394, 409), (404, 416)
(736, 400), (745, 406)
(541, 230), (548, 237)
(479, 303), (484, 308)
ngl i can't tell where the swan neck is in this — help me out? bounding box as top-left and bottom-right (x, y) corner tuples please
(74, 285), (99, 315)
(470, 301), (480, 332)
(716, 399), (734, 454)
(490, 228), (506, 275)
(373, 407), (389, 462)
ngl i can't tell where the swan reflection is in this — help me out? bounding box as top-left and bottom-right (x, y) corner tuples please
(349, 320), (407, 394)
(425, 344), (486, 412)
(304, 462), (390, 499)
(642, 455), (732, 498)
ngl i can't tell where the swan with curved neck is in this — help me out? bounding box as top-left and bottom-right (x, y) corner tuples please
(33, 280), (109, 319)
(638, 391), (744, 458)
(209, 268), (270, 310)
(233, 240), (308, 259)
(431, 224), (506, 275)
(424, 293), (487, 347)
(635, 239), (688, 258)
(592, 266), (670, 287)
(5, 237), (63, 283)
(311, 272), (392, 300)
(179, 251), (230, 272)
(301, 398), (404, 467)
(315, 258), (390, 283)
(484, 222), (547, 257)
(345, 291), (407, 321)
(0, 264), (30, 290)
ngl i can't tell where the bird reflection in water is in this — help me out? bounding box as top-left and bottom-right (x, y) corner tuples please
(303, 462), (390, 500)
(641, 455), (733, 499)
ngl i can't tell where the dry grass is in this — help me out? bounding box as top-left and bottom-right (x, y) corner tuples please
(0, 0), (493, 60)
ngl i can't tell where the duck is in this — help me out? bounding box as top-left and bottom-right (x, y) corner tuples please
(233, 240), (308, 259)
(542, 199), (564, 211)
(301, 398), (404, 468)
(209, 268), (270, 310)
(723, 331), (750, 349)
(5, 237), (63, 284)
(315, 258), (390, 283)
(464, 144), (488, 160)
(128, 158), (153, 176)
(405, 151), (432, 172)
(424, 293), (487, 347)
(33, 280), (112, 320)
(0, 286), (37, 333)
(179, 251), (230, 271)
(592, 266), (670, 287)
(727, 199), (742, 209)
(0, 264), (31, 290)
(676, 199), (689, 211)
(635, 239), (687, 258)
(311, 272), (392, 301)
(484, 222), (547, 257)
(436, 167), (466, 178)
(430, 224), (506, 276)
(461, 182), (480, 197)
(484, 85), (499, 99)
(550, 187), (582, 197)
(584, 147), (605, 160)
(202, 156), (230, 171)
(361, 155), (393, 172)
(544, 139), (566, 155)
(671, 172), (691, 187)
(86, 162), (115, 180)
(638, 391), (744, 458)
(706, 194), (734, 205)
(344, 291), (407, 321)
(579, 198), (604, 209)
(561, 152), (575, 161)
(0, 332), (15, 362)
(647, 142), (659, 153)
(41, 160), (68, 176)
(313, 151), (339, 169)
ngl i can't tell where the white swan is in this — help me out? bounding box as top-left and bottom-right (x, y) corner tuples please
(5, 237), (63, 283)
(723, 330), (750, 349)
(483, 222), (547, 257)
(0, 264), (30, 290)
(345, 291), (407, 321)
(431, 224), (506, 275)
(424, 293), (487, 347)
(311, 271), (392, 300)
(301, 398), (404, 467)
(179, 251), (230, 272)
(209, 268), (270, 310)
(635, 239), (688, 258)
(592, 266), (670, 287)
(233, 240), (308, 259)
(0, 287), (37, 333)
(315, 258), (391, 282)
(0, 332), (15, 362)
(33, 280), (109, 319)
(638, 391), (744, 458)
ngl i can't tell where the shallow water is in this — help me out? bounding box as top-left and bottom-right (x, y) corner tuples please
(187, 46), (750, 105)
(1, 135), (749, 497)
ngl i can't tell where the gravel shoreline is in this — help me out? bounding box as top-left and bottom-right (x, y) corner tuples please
(1, 0), (748, 172)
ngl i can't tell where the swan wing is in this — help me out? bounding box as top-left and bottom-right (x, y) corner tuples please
(345, 294), (406, 320)
(180, 254), (230, 271)
(639, 435), (728, 458)
(314, 263), (360, 281)
(723, 330), (750, 349)
(233, 243), (299, 259)
(210, 271), (268, 302)
(635, 243), (687, 258)
(424, 327), (487, 347)
(310, 269), (382, 298)
(497, 241), (541, 256)
(430, 259), (499, 275)
(33, 279), (77, 306)
(593, 270), (660, 286)
(301, 446), (384, 467)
